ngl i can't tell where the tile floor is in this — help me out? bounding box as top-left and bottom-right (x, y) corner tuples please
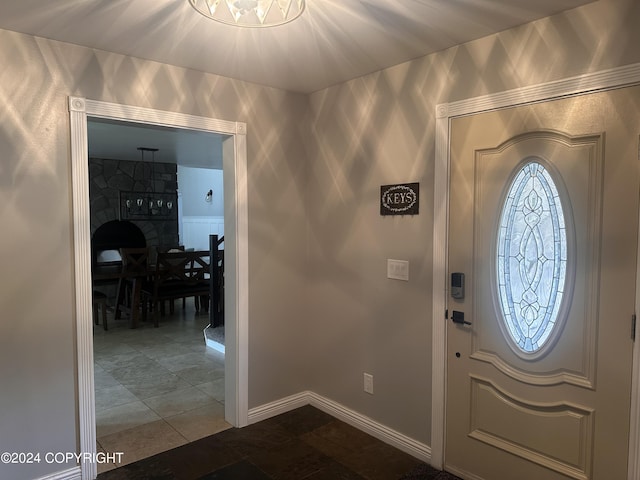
(97, 405), (459, 480)
(93, 303), (231, 474)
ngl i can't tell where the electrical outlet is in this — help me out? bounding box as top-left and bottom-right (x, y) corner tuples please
(364, 373), (374, 394)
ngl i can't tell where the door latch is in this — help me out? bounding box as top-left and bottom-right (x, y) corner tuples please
(451, 310), (471, 326)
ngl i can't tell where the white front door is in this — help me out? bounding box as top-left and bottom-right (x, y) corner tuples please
(445, 86), (640, 480)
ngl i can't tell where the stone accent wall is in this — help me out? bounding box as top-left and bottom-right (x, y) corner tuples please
(89, 158), (179, 248)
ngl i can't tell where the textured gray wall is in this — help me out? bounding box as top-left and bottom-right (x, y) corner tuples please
(0, 27), (309, 480)
(0, 0), (639, 478)
(305, 0), (640, 445)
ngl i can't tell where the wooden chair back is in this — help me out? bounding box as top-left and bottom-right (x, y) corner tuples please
(154, 251), (211, 285)
(119, 247), (150, 276)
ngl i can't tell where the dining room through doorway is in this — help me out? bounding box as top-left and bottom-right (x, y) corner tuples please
(88, 118), (229, 472)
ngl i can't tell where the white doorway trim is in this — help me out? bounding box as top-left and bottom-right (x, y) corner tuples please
(431, 63), (640, 478)
(68, 97), (249, 480)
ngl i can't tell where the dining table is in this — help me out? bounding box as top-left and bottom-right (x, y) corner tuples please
(92, 251), (149, 329)
(92, 243), (224, 329)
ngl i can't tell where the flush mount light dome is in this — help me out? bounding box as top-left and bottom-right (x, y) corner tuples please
(189, 0), (305, 27)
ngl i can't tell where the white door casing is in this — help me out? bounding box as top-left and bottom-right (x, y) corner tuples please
(69, 97), (248, 480)
(431, 63), (640, 479)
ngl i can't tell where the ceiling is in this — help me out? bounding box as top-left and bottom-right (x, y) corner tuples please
(1, 0), (595, 165)
(88, 118), (225, 169)
(0, 0), (594, 94)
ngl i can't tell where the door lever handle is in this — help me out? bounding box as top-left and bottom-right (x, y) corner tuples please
(452, 310), (471, 326)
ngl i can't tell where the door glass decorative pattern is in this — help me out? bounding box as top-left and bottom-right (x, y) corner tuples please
(496, 161), (567, 353)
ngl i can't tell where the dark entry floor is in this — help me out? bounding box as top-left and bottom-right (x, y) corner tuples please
(97, 405), (461, 479)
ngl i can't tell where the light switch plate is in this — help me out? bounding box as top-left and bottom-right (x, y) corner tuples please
(364, 373), (374, 394)
(387, 259), (409, 281)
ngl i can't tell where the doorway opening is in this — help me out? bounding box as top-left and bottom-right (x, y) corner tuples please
(69, 97), (248, 480)
(87, 117), (229, 471)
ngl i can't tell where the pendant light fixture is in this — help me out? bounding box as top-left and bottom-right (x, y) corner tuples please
(121, 147), (176, 220)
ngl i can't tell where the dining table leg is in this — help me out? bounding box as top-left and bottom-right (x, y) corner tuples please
(130, 277), (143, 328)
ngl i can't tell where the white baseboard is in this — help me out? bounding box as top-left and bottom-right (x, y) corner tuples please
(32, 467), (81, 480)
(248, 391), (310, 424)
(203, 326), (225, 354)
(248, 391), (431, 463)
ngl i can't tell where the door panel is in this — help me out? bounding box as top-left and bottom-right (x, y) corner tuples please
(468, 376), (594, 477)
(446, 86), (640, 480)
(471, 131), (602, 388)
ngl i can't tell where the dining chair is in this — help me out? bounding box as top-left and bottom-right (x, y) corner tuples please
(155, 245), (186, 312)
(141, 250), (211, 327)
(116, 247), (151, 328)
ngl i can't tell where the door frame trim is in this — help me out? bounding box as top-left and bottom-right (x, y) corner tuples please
(431, 63), (640, 478)
(68, 97), (249, 480)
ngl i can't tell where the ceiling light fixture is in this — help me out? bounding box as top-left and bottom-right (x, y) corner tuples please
(188, 0), (305, 28)
(120, 148), (176, 220)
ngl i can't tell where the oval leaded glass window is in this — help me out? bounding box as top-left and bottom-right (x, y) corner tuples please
(496, 161), (567, 354)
